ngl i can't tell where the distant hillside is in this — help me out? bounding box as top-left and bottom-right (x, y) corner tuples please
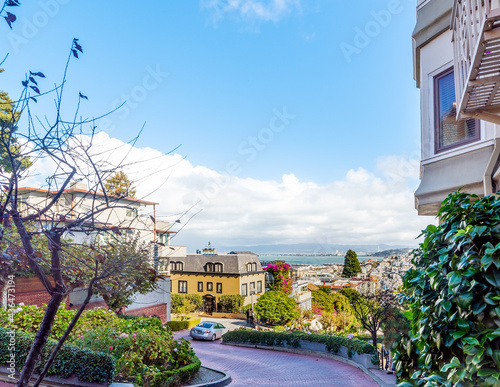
(367, 248), (413, 257)
(208, 243), (412, 255)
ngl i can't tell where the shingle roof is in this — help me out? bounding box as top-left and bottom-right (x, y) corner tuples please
(172, 252), (262, 275)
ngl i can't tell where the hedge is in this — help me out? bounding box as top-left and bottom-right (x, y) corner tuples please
(147, 355), (201, 387)
(222, 329), (377, 359)
(166, 317), (201, 331)
(0, 327), (114, 383)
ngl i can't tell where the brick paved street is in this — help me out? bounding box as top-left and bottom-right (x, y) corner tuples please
(175, 329), (379, 386)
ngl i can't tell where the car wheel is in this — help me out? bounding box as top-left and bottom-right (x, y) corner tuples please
(211, 334), (216, 341)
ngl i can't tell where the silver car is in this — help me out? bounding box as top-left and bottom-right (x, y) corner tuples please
(190, 321), (228, 341)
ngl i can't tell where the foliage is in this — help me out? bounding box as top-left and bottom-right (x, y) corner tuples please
(349, 290), (396, 348)
(320, 310), (356, 332)
(104, 170), (136, 198)
(171, 293), (203, 314)
(380, 308), (411, 349)
(254, 290), (299, 325)
(312, 290), (351, 314)
(338, 288), (363, 305)
(222, 328), (377, 359)
(266, 261), (292, 295)
(0, 326), (115, 383)
(218, 294), (245, 313)
(0, 88), (31, 172)
(394, 191), (500, 386)
(89, 233), (157, 310)
(342, 249), (362, 278)
(166, 317), (201, 332)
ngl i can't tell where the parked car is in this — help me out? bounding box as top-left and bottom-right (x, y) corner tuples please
(190, 321), (228, 341)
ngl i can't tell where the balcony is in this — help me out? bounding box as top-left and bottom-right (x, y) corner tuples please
(452, 0), (500, 124)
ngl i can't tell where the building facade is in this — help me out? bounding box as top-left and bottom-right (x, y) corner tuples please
(15, 181), (183, 322)
(170, 251), (265, 313)
(413, 0), (500, 215)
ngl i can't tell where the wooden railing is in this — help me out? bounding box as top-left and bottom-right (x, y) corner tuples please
(452, 0), (500, 122)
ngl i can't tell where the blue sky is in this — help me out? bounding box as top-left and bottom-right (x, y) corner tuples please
(1, 1), (433, 250)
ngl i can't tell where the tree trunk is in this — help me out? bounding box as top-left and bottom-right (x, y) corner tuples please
(371, 329), (378, 348)
(15, 292), (64, 387)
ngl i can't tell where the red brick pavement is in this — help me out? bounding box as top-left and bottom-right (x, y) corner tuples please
(175, 330), (379, 386)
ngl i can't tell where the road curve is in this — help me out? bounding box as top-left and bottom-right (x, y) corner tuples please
(175, 330), (379, 387)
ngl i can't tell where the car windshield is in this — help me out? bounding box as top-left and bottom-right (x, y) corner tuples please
(198, 322), (214, 328)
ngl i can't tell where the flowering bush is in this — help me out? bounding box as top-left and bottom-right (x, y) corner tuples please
(311, 304), (324, 315)
(266, 262), (292, 295)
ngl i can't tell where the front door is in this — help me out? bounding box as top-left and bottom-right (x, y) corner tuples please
(203, 295), (215, 314)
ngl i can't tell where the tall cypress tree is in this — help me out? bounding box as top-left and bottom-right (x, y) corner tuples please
(342, 249), (362, 278)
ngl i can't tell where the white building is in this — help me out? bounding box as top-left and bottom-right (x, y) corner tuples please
(17, 181), (186, 321)
(413, 0), (500, 215)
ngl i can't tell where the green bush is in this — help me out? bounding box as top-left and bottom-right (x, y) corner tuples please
(0, 327), (114, 383)
(395, 191), (500, 386)
(171, 293), (203, 314)
(167, 317), (201, 331)
(218, 294), (245, 313)
(222, 329), (376, 359)
(254, 290), (299, 325)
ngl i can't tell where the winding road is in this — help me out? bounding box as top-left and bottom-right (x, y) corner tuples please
(174, 320), (379, 387)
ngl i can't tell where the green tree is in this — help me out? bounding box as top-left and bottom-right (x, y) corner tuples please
(104, 171), (136, 198)
(349, 290), (396, 348)
(87, 233), (157, 311)
(338, 288), (363, 305)
(312, 290), (351, 314)
(341, 249), (362, 278)
(0, 85), (31, 172)
(394, 191), (500, 385)
(254, 290), (299, 325)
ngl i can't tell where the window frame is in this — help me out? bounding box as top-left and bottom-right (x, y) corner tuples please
(207, 282), (213, 291)
(198, 281), (203, 292)
(433, 67), (479, 153)
(216, 282), (222, 293)
(178, 281), (187, 293)
(241, 283), (248, 297)
(257, 281), (262, 294)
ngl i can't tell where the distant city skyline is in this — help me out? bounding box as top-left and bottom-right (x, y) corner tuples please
(1, 1), (436, 248)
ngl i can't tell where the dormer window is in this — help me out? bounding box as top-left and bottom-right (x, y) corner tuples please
(247, 262), (257, 272)
(206, 262), (223, 273)
(171, 261), (183, 271)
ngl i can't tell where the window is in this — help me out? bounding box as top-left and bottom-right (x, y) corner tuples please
(250, 282), (255, 294)
(216, 283), (222, 293)
(434, 68), (479, 152)
(257, 281), (262, 293)
(178, 281), (187, 293)
(206, 263), (214, 272)
(214, 263), (223, 272)
(171, 262), (183, 271)
(198, 282), (203, 292)
(207, 282), (213, 291)
(241, 283), (247, 297)
(126, 207), (138, 217)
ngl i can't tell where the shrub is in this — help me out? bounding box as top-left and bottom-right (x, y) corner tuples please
(395, 191), (500, 386)
(254, 290), (299, 325)
(167, 317), (201, 331)
(171, 293), (203, 314)
(218, 294), (245, 313)
(266, 262), (292, 294)
(222, 329), (376, 359)
(0, 327), (114, 383)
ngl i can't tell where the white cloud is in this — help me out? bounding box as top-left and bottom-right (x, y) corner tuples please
(202, 0), (300, 23)
(23, 132), (435, 250)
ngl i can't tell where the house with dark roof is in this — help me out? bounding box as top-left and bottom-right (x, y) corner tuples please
(170, 251), (265, 313)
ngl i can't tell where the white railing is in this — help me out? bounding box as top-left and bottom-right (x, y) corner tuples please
(452, 0), (500, 119)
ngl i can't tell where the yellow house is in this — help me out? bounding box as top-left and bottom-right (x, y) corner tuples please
(170, 251), (265, 313)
